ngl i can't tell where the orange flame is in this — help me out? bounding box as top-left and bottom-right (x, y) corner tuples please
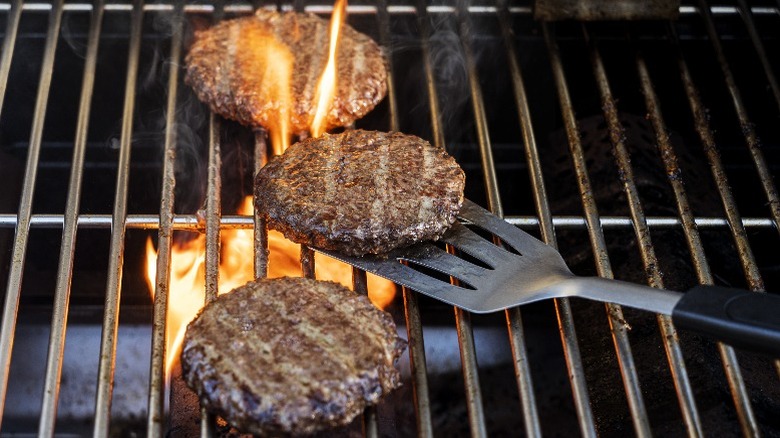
(310, 0), (347, 137)
(145, 1), (396, 379)
(145, 198), (396, 376)
(261, 45), (293, 156)
(241, 27), (294, 154)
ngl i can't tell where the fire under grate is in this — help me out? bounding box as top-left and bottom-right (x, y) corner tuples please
(0, 1), (779, 436)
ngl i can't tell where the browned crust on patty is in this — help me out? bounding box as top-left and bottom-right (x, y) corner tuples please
(181, 277), (406, 436)
(185, 10), (387, 134)
(255, 130), (466, 256)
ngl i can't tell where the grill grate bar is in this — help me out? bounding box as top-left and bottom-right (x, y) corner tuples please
(0, 214), (777, 230)
(542, 23), (651, 437)
(400, 286), (432, 436)
(253, 130), (269, 279)
(498, 7), (600, 437)
(669, 25), (764, 291)
(0, 0), (64, 429)
(147, 3), (184, 437)
(635, 47), (759, 437)
(350, 145), (376, 426)
(673, 20), (780, 383)
(1, 2), (778, 15)
(418, 2), (488, 436)
(688, 0), (780, 385)
(200, 111), (223, 436)
(350, 231), (377, 433)
(583, 25), (704, 437)
(377, 1), (398, 134)
(92, 0), (143, 434)
(496, 8), (605, 436)
(376, 2), (436, 424)
(415, 0), (445, 156)
(205, 114), (222, 306)
(736, 0), (780, 115)
(0, 0), (21, 120)
(39, 1), (105, 435)
(300, 245), (316, 278)
(495, 8), (542, 436)
(453, 310), (487, 438)
(698, 0), (780, 253)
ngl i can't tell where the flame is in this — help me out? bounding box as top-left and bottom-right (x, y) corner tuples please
(146, 197), (396, 376)
(145, 1), (396, 379)
(310, 0), (347, 137)
(261, 42), (293, 156)
(240, 24), (294, 154)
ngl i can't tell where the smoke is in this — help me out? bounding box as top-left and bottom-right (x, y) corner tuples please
(127, 8), (214, 219)
(140, 5), (480, 218)
(428, 20), (471, 149)
(60, 11), (89, 59)
(385, 4), (476, 157)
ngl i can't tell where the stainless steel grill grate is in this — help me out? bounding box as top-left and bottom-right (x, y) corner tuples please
(0, 1), (778, 436)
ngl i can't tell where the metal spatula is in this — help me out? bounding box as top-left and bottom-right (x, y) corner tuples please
(317, 199), (780, 356)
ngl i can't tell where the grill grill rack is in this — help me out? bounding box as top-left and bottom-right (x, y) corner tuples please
(0, 1), (777, 436)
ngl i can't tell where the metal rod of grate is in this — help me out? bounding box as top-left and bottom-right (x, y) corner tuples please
(670, 14), (780, 384)
(541, 21), (651, 437)
(698, 0), (780, 381)
(200, 6), (226, 434)
(0, 0), (22, 120)
(253, 129), (269, 279)
(634, 42), (759, 436)
(476, 3), (598, 434)
(0, 213), (776, 230)
(146, 2), (183, 437)
(39, 1), (105, 436)
(669, 25), (765, 292)
(417, 2), (488, 436)
(92, 0), (144, 435)
(0, 0), (64, 429)
(378, 0), (434, 435)
(698, 0), (780, 246)
(0, 2), (777, 15)
(494, 4), (542, 436)
(583, 24), (704, 436)
(735, 0), (780, 114)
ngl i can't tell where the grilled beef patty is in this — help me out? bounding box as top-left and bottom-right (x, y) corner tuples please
(185, 10), (386, 134)
(181, 277), (406, 436)
(255, 130), (466, 256)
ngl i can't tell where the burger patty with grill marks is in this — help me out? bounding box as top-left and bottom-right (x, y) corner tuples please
(255, 130), (466, 256)
(181, 277), (406, 436)
(185, 10), (387, 134)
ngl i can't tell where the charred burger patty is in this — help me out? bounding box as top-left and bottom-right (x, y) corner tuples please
(181, 277), (406, 436)
(185, 10), (387, 134)
(255, 130), (466, 256)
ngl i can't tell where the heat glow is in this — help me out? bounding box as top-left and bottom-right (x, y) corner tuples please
(145, 0), (394, 379)
(145, 198), (396, 376)
(310, 0), (347, 137)
(243, 27), (294, 155)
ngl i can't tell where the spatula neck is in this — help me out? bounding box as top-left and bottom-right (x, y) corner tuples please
(560, 276), (682, 316)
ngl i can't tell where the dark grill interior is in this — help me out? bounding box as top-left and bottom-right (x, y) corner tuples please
(0, 1), (779, 436)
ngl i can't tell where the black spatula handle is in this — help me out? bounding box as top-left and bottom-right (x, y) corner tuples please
(672, 286), (780, 357)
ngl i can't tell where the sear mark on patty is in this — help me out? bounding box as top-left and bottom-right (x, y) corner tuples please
(181, 277), (406, 436)
(185, 10), (387, 134)
(255, 130), (466, 256)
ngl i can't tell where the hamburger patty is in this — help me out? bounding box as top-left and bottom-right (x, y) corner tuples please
(181, 277), (406, 436)
(255, 130), (466, 256)
(185, 10), (387, 134)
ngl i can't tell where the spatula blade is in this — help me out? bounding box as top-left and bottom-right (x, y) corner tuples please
(314, 200), (575, 313)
